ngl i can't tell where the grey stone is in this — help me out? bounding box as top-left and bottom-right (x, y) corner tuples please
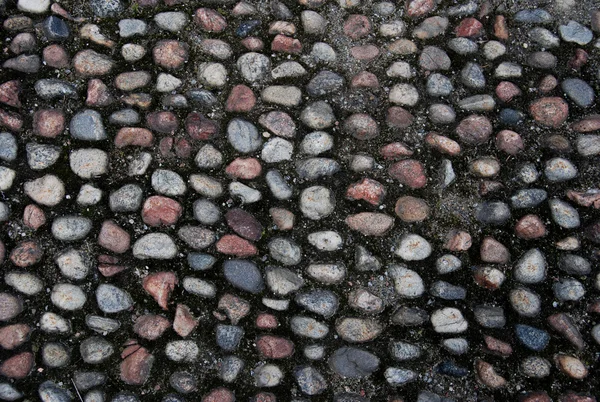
(51, 216), (92, 241)
(109, 184), (143, 212)
(35, 79), (77, 100)
(269, 237), (301, 265)
(296, 289), (338, 318)
(562, 78), (595, 108)
(227, 118), (262, 153)
(96, 284), (133, 313)
(329, 347), (380, 378)
(0, 133), (17, 162)
(39, 381), (72, 402)
(26, 143), (61, 170)
(559, 20), (593, 45)
(223, 260), (264, 293)
(215, 324), (244, 351)
(294, 366), (327, 395)
(133, 233), (177, 259)
(80, 337), (114, 364)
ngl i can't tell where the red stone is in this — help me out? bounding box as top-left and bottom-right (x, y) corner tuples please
(141, 196), (183, 227)
(33, 109), (64, 138)
(456, 18), (483, 37)
(343, 15), (371, 39)
(216, 234), (258, 257)
(147, 111), (179, 134)
(43, 44), (69, 68)
(346, 178), (386, 206)
(350, 45), (380, 60)
(530, 97), (569, 128)
(256, 335), (294, 359)
(388, 159), (427, 189)
(143, 271), (178, 310)
(185, 112), (219, 140)
(253, 392), (277, 402)
(23, 204), (46, 230)
(407, 0), (435, 18)
(0, 80), (21, 108)
(120, 343), (154, 385)
(226, 158), (262, 180)
(86, 79), (113, 107)
(115, 128), (153, 148)
(494, 15), (509, 40)
(202, 388), (235, 402)
(496, 81), (521, 103)
(226, 85), (256, 112)
(0, 241), (4, 266)
(271, 35), (302, 54)
(425, 132), (461, 156)
(174, 304), (198, 337)
(0, 109), (23, 132)
(351, 71), (379, 88)
(153, 40), (189, 70)
(380, 142), (414, 159)
(515, 215), (546, 239)
(0, 324), (30, 349)
(133, 315), (171, 340)
(225, 209), (263, 241)
(241, 37), (264, 51)
(10, 240), (43, 267)
(0, 352), (33, 379)
(256, 313), (278, 329)
(195, 8), (227, 32)
(98, 220), (130, 253)
(444, 230), (472, 251)
(569, 49), (588, 71)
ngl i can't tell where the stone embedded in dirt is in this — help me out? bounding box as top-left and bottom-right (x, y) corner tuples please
(0, 352), (33, 379)
(216, 235), (258, 257)
(388, 159), (427, 189)
(51, 215), (92, 241)
(456, 115), (492, 145)
(24, 174), (65, 206)
(555, 354), (588, 379)
(51, 283), (86, 311)
(431, 308), (467, 333)
(515, 215), (546, 239)
(96, 284), (133, 313)
(141, 196), (183, 227)
(9, 240), (43, 267)
(476, 360), (506, 389)
(343, 113), (379, 140)
(153, 40), (189, 70)
(225, 209), (263, 241)
(133, 233), (178, 259)
(346, 178), (385, 206)
(73, 49), (114, 76)
(0, 324), (30, 349)
(143, 272), (178, 310)
(134, 315), (171, 340)
(329, 347), (380, 378)
(256, 335), (294, 359)
(174, 304), (198, 337)
(223, 259), (264, 293)
(121, 343), (154, 385)
(530, 97), (569, 127)
(345, 213), (394, 236)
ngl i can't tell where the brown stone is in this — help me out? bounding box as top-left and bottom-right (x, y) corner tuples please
(380, 142), (413, 159)
(394, 196), (429, 222)
(195, 8), (227, 32)
(456, 115), (492, 145)
(346, 178), (386, 206)
(120, 343), (154, 385)
(115, 128), (153, 148)
(515, 215), (546, 239)
(569, 48), (589, 70)
(538, 75), (558, 93)
(216, 235), (258, 257)
(256, 313), (278, 329)
(256, 335), (294, 359)
(555, 354), (587, 379)
(344, 113), (379, 140)
(43, 44), (69, 68)
(571, 115), (600, 133)
(0, 80), (21, 108)
(133, 315), (171, 340)
(9, 240), (43, 267)
(153, 40), (189, 70)
(122, 93), (152, 109)
(0, 352), (33, 379)
(496, 130), (524, 155)
(346, 213), (394, 236)
(86, 79), (113, 107)
(425, 132), (461, 156)
(351, 71), (379, 88)
(559, 391), (597, 402)
(226, 158), (262, 180)
(350, 45), (380, 60)
(141, 196), (183, 227)
(480, 236), (510, 263)
(147, 111), (179, 134)
(73, 49), (114, 76)
(226, 85), (256, 112)
(386, 106), (415, 129)
(202, 388), (235, 402)
(544, 135), (571, 153)
(271, 35), (302, 54)
(567, 189), (600, 208)
(547, 313), (585, 350)
(444, 230), (472, 251)
(143, 272), (178, 310)
(494, 15), (509, 40)
(475, 360), (506, 388)
(98, 220), (130, 254)
(241, 37), (264, 51)
(185, 112), (219, 140)
(218, 294), (250, 325)
(0, 324), (30, 349)
(259, 111), (296, 138)
(23, 204), (46, 230)
(484, 335), (512, 356)
(343, 14), (371, 39)
(0, 109), (23, 132)
(456, 18), (483, 37)
(530, 97), (569, 128)
(388, 159), (427, 189)
(33, 109), (65, 138)
(496, 81), (521, 103)
(519, 392), (551, 402)
(174, 304), (198, 337)
(225, 209), (263, 241)
(269, 208), (294, 231)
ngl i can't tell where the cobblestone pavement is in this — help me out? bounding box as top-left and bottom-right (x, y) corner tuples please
(0, 0), (600, 400)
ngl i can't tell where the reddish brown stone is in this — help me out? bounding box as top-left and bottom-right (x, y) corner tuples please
(202, 388), (235, 402)
(350, 45), (380, 60)
(571, 115), (600, 133)
(218, 294), (250, 325)
(425, 132), (461, 156)
(120, 343), (154, 385)
(147, 111), (179, 134)
(456, 18), (483, 37)
(143, 272), (178, 310)
(588, 299), (600, 314)
(253, 392), (276, 402)
(530, 97), (569, 128)
(159, 137), (175, 158)
(241, 37), (264, 51)
(175, 138), (191, 158)
(226, 85), (256, 112)
(98, 263), (128, 277)
(0, 241), (4, 266)
(225, 158), (262, 180)
(86, 79), (113, 107)
(153, 40), (189, 70)
(256, 335), (294, 359)
(547, 313), (585, 350)
(380, 142), (413, 159)
(496, 130), (524, 155)
(568, 49), (588, 71)
(351, 71), (379, 88)
(271, 35), (302, 54)
(395, 196), (429, 222)
(225, 209), (263, 241)
(174, 304), (198, 337)
(256, 313), (278, 329)
(344, 14), (371, 39)
(0, 324), (30, 349)
(538, 75), (558, 93)
(141, 196), (183, 227)
(122, 93), (152, 109)
(132, 0), (159, 6)
(98, 220), (130, 254)
(10, 240), (43, 267)
(567, 189), (600, 208)
(559, 391), (597, 402)
(474, 266), (504, 290)
(407, 0), (435, 18)
(43, 44), (69, 68)
(115, 127), (153, 148)
(386, 106), (414, 129)
(0, 80), (21, 108)
(444, 230), (472, 251)
(456, 115), (492, 145)
(195, 8), (227, 32)
(216, 235), (258, 257)
(484, 335), (513, 356)
(519, 392), (552, 402)
(23, 204), (46, 230)
(133, 315), (171, 340)
(346, 212), (394, 236)
(0, 109), (23, 132)
(515, 215), (546, 239)
(344, 113), (379, 140)
(480, 236), (510, 263)
(258, 111), (296, 138)
(475, 360), (506, 388)
(493, 15), (509, 40)
(33, 109), (64, 138)
(346, 178), (386, 206)
(388, 159), (427, 189)
(0, 352), (33, 379)
(496, 81), (521, 103)
(185, 112), (219, 140)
